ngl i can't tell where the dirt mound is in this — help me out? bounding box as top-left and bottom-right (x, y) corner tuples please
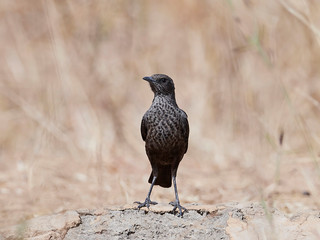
(1, 202), (319, 240)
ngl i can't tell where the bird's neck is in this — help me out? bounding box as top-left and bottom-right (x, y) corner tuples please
(153, 92), (178, 107)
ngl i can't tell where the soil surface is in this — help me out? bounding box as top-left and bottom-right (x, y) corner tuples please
(1, 202), (320, 240)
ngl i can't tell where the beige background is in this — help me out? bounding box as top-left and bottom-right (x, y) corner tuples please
(1, 0), (320, 228)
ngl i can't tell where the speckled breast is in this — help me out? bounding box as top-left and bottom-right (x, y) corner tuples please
(145, 103), (185, 155)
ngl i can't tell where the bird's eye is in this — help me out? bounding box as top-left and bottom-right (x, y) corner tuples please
(161, 78), (166, 83)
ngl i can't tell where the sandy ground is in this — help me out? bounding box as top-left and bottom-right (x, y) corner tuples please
(1, 150), (320, 229)
(1, 203), (320, 239)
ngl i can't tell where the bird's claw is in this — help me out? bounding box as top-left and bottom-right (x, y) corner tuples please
(134, 198), (158, 209)
(170, 201), (188, 217)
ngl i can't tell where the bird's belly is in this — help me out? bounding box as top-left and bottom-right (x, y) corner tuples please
(145, 128), (185, 164)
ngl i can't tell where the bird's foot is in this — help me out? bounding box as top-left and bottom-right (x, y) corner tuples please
(170, 200), (188, 217)
(134, 198), (158, 210)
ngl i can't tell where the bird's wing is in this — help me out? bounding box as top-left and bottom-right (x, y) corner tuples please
(140, 115), (148, 142)
(180, 110), (189, 153)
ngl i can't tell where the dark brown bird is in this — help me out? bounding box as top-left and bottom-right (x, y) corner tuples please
(135, 74), (189, 217)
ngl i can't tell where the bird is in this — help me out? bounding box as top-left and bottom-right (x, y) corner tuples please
(135, 74), (189, 217)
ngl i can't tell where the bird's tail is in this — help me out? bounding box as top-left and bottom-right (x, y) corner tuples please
(148, 165), (172, 188)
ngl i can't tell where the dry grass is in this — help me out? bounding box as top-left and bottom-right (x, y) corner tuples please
(1, 0), (320, 229)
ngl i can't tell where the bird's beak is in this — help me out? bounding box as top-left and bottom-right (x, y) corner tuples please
(143, 76), (155, 83)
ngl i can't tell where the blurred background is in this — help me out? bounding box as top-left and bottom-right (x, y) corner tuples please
(1, 0), (320, 228)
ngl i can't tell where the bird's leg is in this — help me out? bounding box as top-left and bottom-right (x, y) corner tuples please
(170, 175), (188, 217)
(134, 175), (158, 209)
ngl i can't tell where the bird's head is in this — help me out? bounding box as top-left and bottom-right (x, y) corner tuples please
(143, 74), (175, 96)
